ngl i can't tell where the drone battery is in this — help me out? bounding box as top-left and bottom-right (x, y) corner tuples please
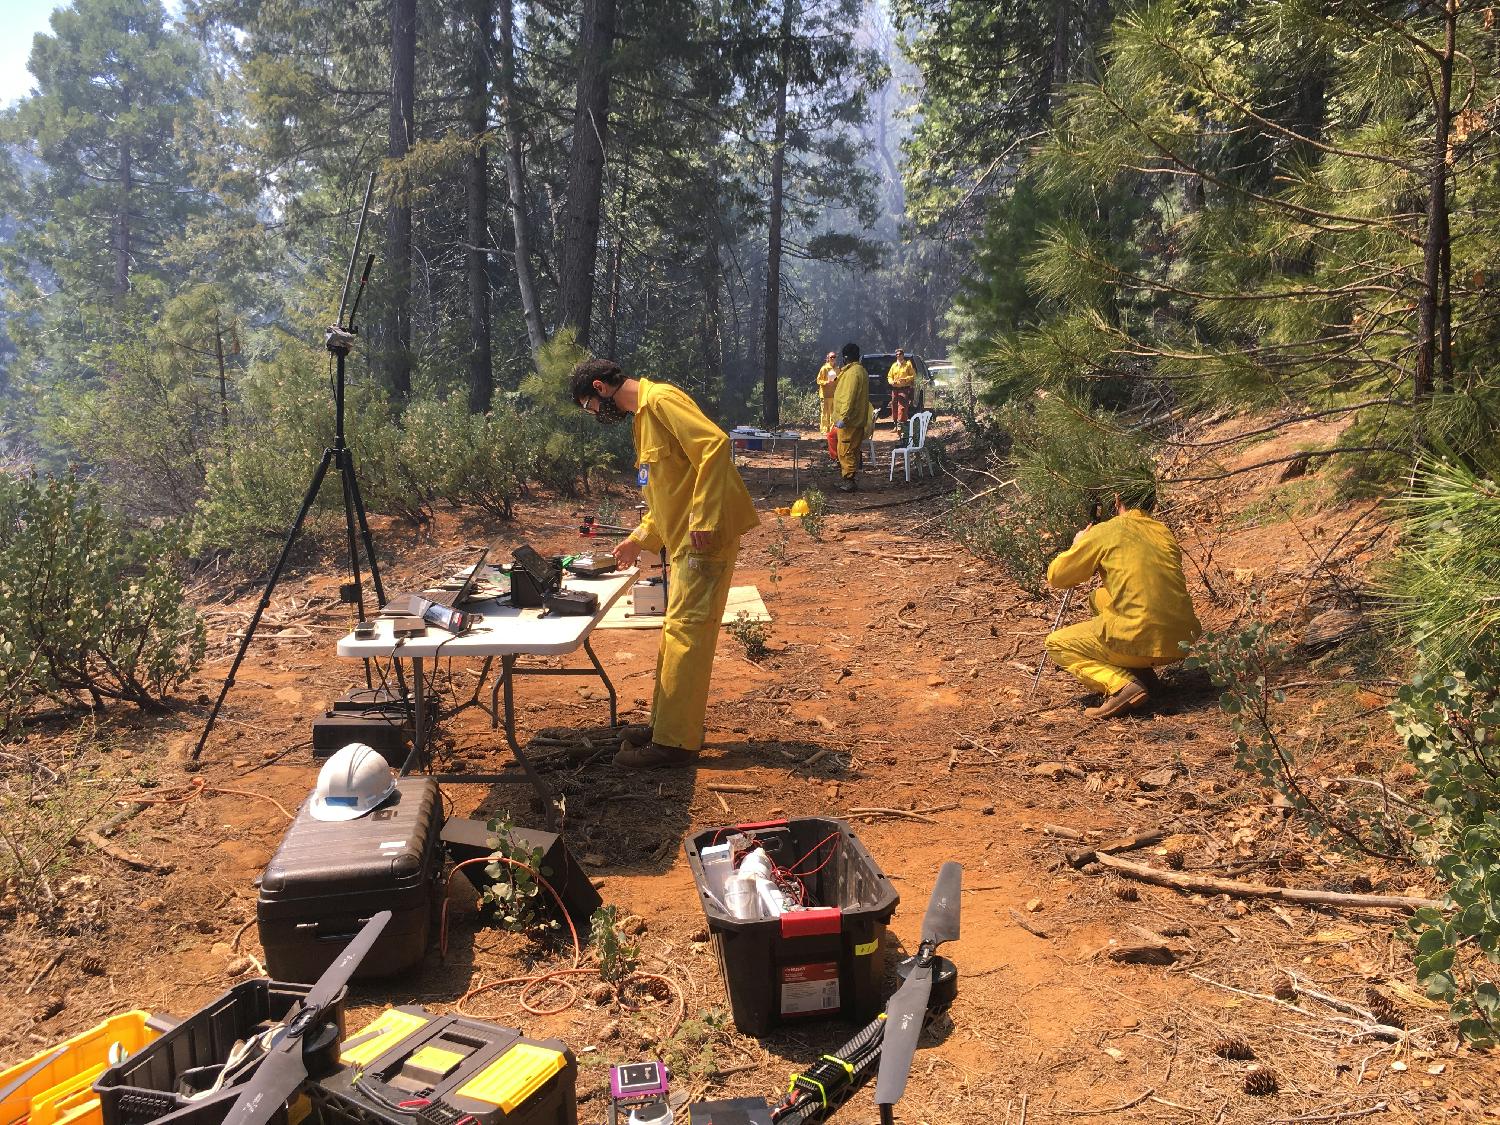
(311, 710), (412, 763)
(687, 1098), (774, 1124)
(440, 818), (601, 936)
(257, 779), (443, 985)
(94, 979), (339, 1125)
(316, 1008), (576, 1125)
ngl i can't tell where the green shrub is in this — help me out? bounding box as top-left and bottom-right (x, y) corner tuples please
(0, 473), (206, 733)
(777, 376), (822, 428)
(1394, 661), (1500, 1045)
(191, 341), (387, 564)
(1183, 622), (1408, 860)
(519, 330), (632, 494)
(949, 393), (1157, 587)
(1381, 454), (1500, 672)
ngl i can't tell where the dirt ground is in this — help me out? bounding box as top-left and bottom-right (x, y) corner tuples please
(3, 415), (1499, 1123)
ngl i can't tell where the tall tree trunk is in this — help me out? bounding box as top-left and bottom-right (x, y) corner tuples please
(558, 0), (616, 348)
(699, 184), (725, 420)
(115, 143), (132, 296)
(465, 0), (494, 413)
(498, 0), (546, 354)
(1414, 0), (1456, 407)
(761, 0), (794, 429)
(385, 0), (417, 399)
(1048, 0), (1071, 110)
(604, 170), (629, 357)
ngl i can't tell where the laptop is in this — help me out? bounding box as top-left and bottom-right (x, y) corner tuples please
(380, 547), (489, 618)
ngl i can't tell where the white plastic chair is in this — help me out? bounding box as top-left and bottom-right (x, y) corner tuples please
(889, 411), (935, 482)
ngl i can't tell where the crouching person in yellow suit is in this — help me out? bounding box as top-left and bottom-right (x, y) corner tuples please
(570, 358), (761, 768)
(1043, 484), (1201, 719)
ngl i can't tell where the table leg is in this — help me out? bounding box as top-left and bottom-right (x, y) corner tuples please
(583, 636), (618, 727)
(398, 656), (427, 777)
(498, 655), (559, 830)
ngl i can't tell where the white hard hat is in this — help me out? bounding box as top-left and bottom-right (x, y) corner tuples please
(309, 743), (397, 822)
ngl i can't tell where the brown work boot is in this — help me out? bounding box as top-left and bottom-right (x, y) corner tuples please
(1084, 678), (1149, 719)
(617, 723), (653, 746)
(837, 478), (856, 493)
(614, 741), (695, 769)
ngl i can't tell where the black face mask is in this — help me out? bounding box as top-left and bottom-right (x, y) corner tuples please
(592, 387), (632, 425)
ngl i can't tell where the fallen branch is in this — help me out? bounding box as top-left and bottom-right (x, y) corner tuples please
(847, 807), (935, 824)
(1270, 1101), (1389, 1124)
(706, 783), (759, 794)
(1189, 972), (1404, 1042)
(1092, 851), (1441, 911)
(1009, 908), (1051, 940)
(1066, 828), (1166, 868)
(82, 829), (174, 874)
(1058, 1088), (1156, 1117)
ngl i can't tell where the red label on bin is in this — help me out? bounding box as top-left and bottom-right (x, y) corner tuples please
(780, 907), (842, 938)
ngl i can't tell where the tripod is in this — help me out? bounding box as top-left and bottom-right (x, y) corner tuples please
(192, 174), (390, 761)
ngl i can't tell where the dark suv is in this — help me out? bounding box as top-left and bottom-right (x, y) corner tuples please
(860, 352), (929, 419)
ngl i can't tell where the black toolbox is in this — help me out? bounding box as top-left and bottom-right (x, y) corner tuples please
(94, 978), (340, 1125)
(311, 708), (413, 763)
(683, 817), (899, 1036)
(315, 1006), (577, 1125)
(257, 777), (444, 983)
(441, 817), (602, 936)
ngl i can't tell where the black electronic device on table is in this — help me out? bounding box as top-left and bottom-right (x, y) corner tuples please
(511, 544), (562, 607)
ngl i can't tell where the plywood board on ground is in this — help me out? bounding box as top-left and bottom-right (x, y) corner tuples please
(596, 584), (770, 630)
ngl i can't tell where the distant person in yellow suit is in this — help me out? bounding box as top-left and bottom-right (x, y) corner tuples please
(832, 342), (873, 493)
(570, 358), (761, 768)
(886, 349), (916, 430)
(816, 351), (838, 435)
(1044, 484), (1202, 719)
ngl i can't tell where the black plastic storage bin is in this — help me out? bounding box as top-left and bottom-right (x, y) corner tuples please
(683, 817), (899, 1036)
(94, 979), (341, 1125)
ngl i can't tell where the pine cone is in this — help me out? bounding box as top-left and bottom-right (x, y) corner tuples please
(1271, 973), (1298, 1001)
(1365, 987), (1404, 1028)
(1243, 1066), (1280, 1096)
(1211, 1035), (1255, 1061)
(1110, 878), (1140, 902)
(1277, 851), (1305, 871)
(79, 955), (105, 977)
(1164, 847), (1187, 870)
(1351, 873), (1374, 893)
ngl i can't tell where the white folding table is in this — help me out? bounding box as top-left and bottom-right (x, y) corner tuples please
(335, 570), (635, 827)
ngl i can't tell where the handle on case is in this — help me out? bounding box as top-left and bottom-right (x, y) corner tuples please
(297, 916), (376, 942)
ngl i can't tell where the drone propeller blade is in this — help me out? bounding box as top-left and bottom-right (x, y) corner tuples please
(304, 911), (391, 1014)
(873, 960), (932, 1108)
(217, 911), (393, 1125)
(921, 862), (962, 948)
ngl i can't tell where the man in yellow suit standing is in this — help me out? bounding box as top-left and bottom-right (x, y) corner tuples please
(570, 359), (760, 767)
(885, 348), (916, 434)
(816, 350), (838, 436)
(832, 342), (873, 492)
(1044, 483), (1202, 718)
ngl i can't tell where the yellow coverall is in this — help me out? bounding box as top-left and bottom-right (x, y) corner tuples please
(832, 361), (873, 481)
(627, 379), (761, 753)
(1044, 510), (1202, 696)
(886, 358), (916, 425)
(816, 362), (838, 432)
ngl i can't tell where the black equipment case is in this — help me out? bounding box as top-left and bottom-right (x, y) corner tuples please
(257, 778), (444, 984)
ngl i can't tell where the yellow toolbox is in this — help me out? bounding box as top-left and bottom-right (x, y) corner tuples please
(2, 1012), (166, 1125)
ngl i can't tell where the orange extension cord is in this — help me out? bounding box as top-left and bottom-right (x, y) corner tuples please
(443, 856), (684, 1035)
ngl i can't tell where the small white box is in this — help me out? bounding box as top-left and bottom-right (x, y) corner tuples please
(631, 578), (667, 616)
